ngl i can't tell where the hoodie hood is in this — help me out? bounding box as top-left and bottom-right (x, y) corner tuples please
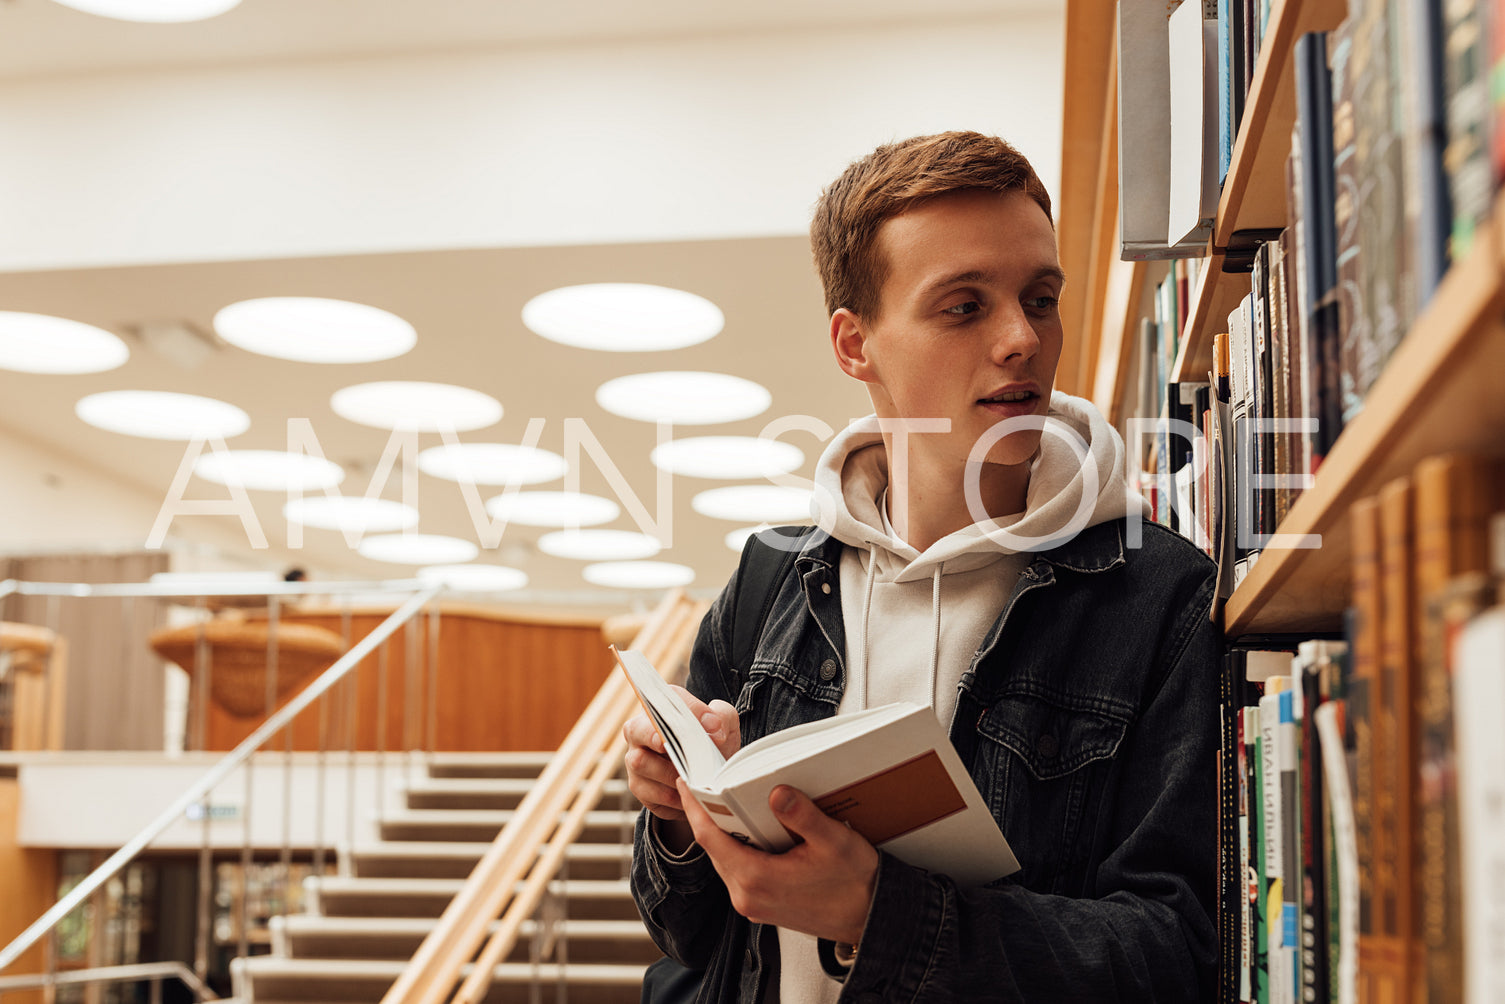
(812, 390), (1148, 583)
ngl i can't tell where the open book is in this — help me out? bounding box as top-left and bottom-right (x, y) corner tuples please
(615, 647), (1020, 887)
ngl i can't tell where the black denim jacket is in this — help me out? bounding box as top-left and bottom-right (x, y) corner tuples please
(632, 519), (1221, 1003)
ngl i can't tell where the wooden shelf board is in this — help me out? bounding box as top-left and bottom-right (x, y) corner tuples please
(1225, 222), (1505, 634)
(1213, 0), (1348, 248)
(1093, 255), (1147, 425)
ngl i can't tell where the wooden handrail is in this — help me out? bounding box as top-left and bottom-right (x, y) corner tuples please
(381, 589), (707, 1004)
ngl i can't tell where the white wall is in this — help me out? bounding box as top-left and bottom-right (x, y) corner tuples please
(0, 15), (1064, 271)
(17, 752), (407, 849)
(0, 424), (347, 577)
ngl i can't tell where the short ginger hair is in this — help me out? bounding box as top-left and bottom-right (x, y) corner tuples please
(810, 131), (1054, 319)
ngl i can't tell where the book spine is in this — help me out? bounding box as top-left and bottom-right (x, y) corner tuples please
(1222, 652), (1244, 1004)
(1219, 0), (1234, 182)
(1250, 245), (1270, 551)
(1414, 454), (1501, 1004)
(1277, 686), (1302, 1004)
(1268, 234), (1292, 527)
(1261, 684), (1289, 1004)
(1442, 0), (1491, 259)
(1314, 697), (1359, 1004)
(1240, 705), (1255, 1003)
(1397, 0), (1450, 313)
(1251, 704), (1270, 1004)
(1348, 496), (1381, 1004)
(1328, 14), (1369, 428)
(1293, 32), (1342, 462)
(1376, 475), (1416, 1002)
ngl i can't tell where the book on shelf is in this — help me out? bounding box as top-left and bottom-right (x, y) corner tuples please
(1118, 0), (1219, 259)
(1455, 515), (1505, 1004)
(1413, 455), (1503, 1004)
(1169, 0), (1221, 247)
(613, 646), (1020, 887)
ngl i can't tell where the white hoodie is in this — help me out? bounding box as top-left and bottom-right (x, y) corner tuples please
(777, 390), (1148, 1003)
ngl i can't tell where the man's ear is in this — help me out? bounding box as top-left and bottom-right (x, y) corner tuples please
(830, 308), (878, 384)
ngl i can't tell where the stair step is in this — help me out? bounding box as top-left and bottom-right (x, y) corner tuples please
(274, 915), (657, 964)
(234, 956), (645, 1004)
(377, 809), (639, 844)
(402, 777), (633, 811)
(308, 877), (641, 921)
(347, 840), (632, 880)
(423, 753), (554, 779)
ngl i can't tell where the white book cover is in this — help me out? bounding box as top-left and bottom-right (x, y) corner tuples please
(1167, 1), (1219, 247)
(616, 647), (1020, 887)
(1120, 0), (1216, 259)
(1454, 608), (1505, 1004)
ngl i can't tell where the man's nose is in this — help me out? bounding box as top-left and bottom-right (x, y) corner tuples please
(988, 302), (1040, 364)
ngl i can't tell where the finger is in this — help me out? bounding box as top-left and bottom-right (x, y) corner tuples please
(705, 699), (741, 751)
(622, 713), (666, 754)
(677, 778), (760, 863)
(767, 785), (855, 847)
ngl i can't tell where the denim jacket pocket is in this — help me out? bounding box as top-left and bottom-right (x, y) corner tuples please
(732, 660), (840, 745)
(976, 691), (1130, 894)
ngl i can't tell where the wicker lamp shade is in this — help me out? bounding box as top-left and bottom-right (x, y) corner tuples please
(150, 620), (346, 718)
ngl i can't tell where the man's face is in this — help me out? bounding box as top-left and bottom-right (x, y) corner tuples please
(841, 188), (1065, 474)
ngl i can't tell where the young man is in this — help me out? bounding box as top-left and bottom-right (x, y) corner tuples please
(625, 132), (1219, 1002)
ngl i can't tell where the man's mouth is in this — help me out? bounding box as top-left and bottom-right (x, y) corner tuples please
(978, 390), (1036, 405)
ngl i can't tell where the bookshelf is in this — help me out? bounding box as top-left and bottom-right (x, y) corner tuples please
(1063, 0), (1505, 636)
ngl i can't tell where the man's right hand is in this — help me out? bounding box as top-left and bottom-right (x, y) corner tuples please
(623, 686), (741, 851)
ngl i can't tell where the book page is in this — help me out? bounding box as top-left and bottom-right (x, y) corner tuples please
(613, 647), (724, 784)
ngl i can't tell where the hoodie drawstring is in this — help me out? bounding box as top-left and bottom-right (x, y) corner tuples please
(930, 564), (942, 711)
(859, 543), (879, 708)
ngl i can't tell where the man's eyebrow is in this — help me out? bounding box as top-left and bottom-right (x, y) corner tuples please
(918, 265), (1067, 299)
(1035, 265), (1068, 288)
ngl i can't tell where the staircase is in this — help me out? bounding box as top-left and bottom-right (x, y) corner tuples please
(232, 752), (658, 1004)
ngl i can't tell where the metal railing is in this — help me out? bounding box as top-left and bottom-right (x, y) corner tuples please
(0, 962), (216, 1004)
(0, 577), (442, 988)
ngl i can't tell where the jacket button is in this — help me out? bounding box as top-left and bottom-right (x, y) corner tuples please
(819, 659), (838, 681)
(1036, 733), (1058, 758)
(821, 581), (832, 594)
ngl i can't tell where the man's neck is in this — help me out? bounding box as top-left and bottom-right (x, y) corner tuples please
(885, 451), (1030, 551)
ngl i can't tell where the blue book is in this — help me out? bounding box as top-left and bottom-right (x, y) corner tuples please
(1218, 0), (1233, 182)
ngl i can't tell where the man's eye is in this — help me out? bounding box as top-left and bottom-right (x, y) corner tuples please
(944, 301), (981, 316)
(1027, 295), (1059, 311)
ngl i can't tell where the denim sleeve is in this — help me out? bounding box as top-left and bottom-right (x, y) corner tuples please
(834, 573), (1221, 1003)
(629, 585), (739, 968)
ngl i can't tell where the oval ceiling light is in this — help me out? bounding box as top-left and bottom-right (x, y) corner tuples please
(331, 381), (503, 433)
(537, 529), (661, 561)
(213, 297), (416, 364)
(194, 450), (345, 492)
(484, 490), (620, 528)
(596, 371), (771, 425)
(723, 526), (767, 553)
(46, 0), (242, 22)
(0, 312), (129, 374)
(583, 560), (695, 590)
(282, 496), (419, 533)
(692, 485), (813, 523)
(76, 390), (250, 441)
(358, 533), (479, 565)
(416, 564), (528, 592)
(651, 436), (804, 480)
(416, 443), (567, 486)
(522, 283), (724, 352)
